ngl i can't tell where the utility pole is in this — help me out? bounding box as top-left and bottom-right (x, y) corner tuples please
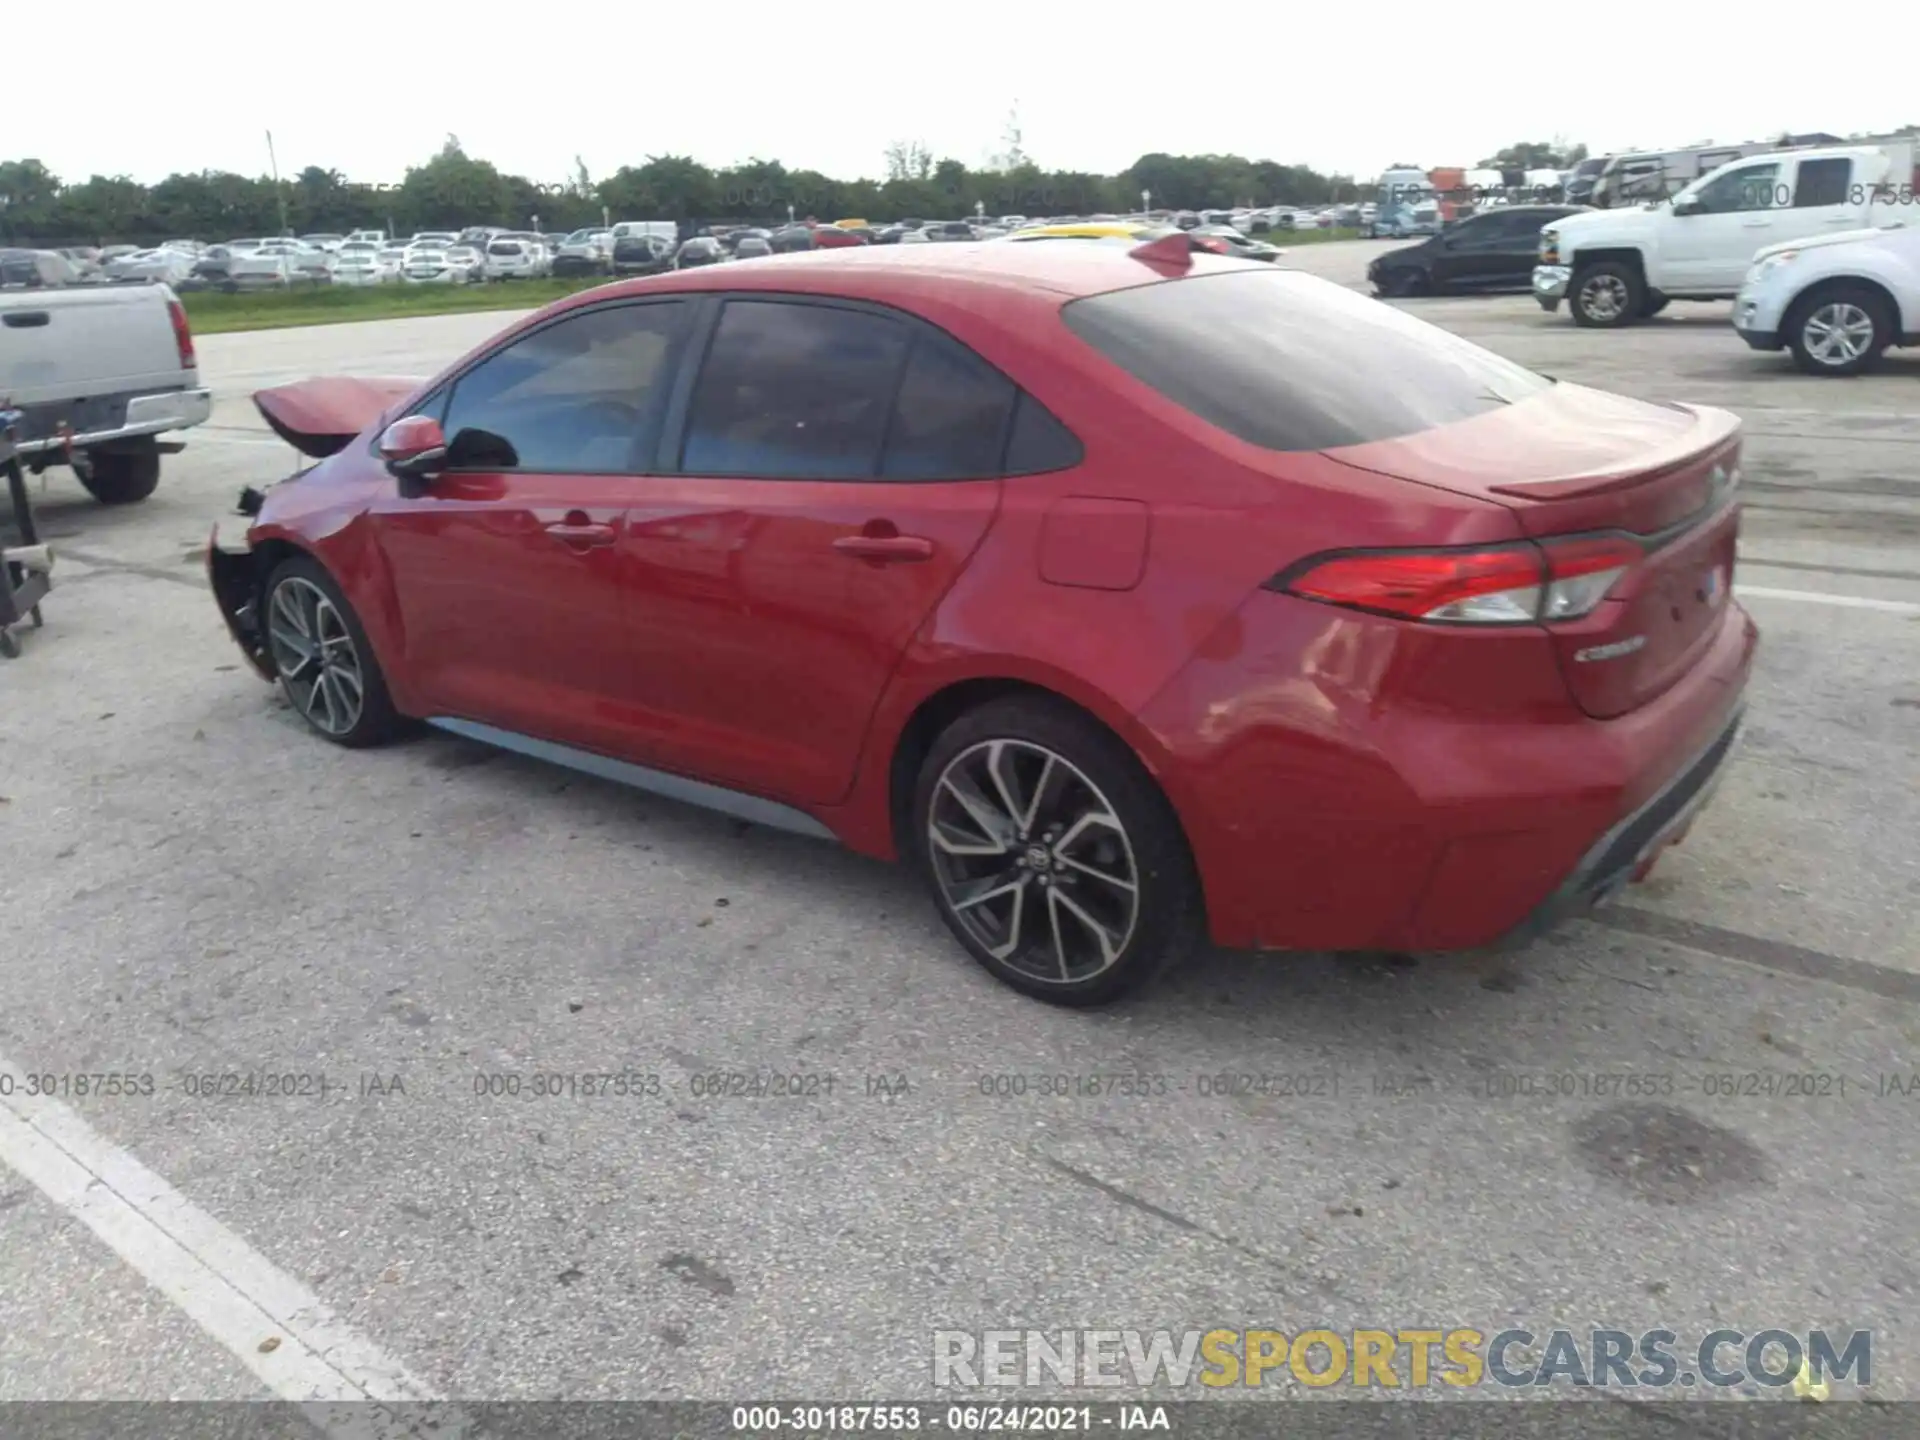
(266, 130), (290, 237)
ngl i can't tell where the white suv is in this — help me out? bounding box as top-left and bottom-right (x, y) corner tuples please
(1734, 223), (1919, 375)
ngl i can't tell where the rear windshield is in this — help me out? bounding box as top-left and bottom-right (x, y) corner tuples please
(1060, 268), (1553, 451)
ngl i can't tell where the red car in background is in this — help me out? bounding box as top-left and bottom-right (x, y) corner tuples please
(210, 236), (1755, 1005)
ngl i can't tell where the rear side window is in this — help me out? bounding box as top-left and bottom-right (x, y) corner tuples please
(1003, 394), (1083, 474)
(880, 334), (1015, 480)
(1793, 158), (1851, 208)
(681, 300), (911, 478)
(1061, 269), (1552, 452)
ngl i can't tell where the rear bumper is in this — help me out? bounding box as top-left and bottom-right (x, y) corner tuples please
(10, 387), (213, 455)
(1487, 704), (1744, 952)
(1138, 593), (1757, 954)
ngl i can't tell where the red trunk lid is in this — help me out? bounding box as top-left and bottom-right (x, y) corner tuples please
(1325, 383), (1744, 719)
(254, 376), (424, 458)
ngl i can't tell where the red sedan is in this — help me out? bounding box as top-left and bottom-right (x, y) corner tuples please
(209, 235), (1756, 1005)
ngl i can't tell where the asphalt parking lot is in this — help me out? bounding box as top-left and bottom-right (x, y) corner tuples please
(2, 240), (1917, 1415)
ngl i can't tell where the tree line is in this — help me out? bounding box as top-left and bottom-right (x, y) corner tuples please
(0, 139), (1381, 247)
(0, 138), (1606, 247)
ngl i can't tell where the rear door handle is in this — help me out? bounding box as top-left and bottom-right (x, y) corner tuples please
(2, 312), (50, 328)
(545, 518), (616, 548)
(834, 534), (933, 562)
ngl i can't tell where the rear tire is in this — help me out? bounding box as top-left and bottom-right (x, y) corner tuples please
(911, 696), (1201, 1007)
(1570, 261), (1643, 327)
(78, 448), (160, 504)
(1786, 284), (1891, 376)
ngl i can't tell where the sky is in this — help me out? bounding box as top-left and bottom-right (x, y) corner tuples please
(12, 1), (1913, 189)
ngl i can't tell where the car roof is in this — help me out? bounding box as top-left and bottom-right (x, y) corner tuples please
(552, 240), (1263, 329)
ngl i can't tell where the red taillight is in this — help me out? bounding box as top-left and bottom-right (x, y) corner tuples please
(167, 297), (196, 370)
(1274, 536), (1641, 625)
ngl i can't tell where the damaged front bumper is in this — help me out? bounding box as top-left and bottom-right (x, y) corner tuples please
(206, 486), (276, 681)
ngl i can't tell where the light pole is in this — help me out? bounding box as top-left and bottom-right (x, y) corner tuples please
(265, 130), (290, 238)
(788, 203), (795, 224)
(1141, 188), (1150, 216)
(975, 199), (985, 221)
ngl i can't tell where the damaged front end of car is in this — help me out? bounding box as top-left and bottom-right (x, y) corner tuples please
(207, 475), (303, 682)
(206, 375), (423, 682)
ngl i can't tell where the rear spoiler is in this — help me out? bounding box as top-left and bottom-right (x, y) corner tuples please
(253, 376), (424, 458)
(1486, 403), (1741, 501)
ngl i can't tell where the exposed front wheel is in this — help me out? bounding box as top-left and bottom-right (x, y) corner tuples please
(912, 697), (1201, 1006)
(1787, 285), (1891, 376)
(262, 556), (405, 748)
(78, 447), (160, 504)
(1569, 262), (1644, 327)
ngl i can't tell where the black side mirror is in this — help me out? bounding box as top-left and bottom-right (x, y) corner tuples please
(446, 427), (518, 471)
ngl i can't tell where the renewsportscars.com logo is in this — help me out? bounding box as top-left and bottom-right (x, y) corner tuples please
(933, 1328), (1871, 1391)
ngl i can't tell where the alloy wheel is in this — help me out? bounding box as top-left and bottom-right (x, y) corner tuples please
(267, 576), (365, 737)
(1803, 302), (1874, 367)
(926, 739), (1140, 985)
(1579, 273), (1628, 321)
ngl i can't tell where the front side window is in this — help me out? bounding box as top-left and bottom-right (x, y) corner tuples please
(680, 301), (911, 479)
(439, 301), (689, 472)
(1062, 269), (1552, 452)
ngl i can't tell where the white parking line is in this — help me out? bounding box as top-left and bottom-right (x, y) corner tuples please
(1735, 584), (1920, 616)
(0, 1053), (463, 1435)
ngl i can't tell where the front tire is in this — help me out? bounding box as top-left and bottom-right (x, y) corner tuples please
(78, 448), (160, 504)
(912, 697), (1201, 1006)
(1569, 261), (1643, 327)
(262, 555), (405, 748)
(1786, 285), (1891, 376)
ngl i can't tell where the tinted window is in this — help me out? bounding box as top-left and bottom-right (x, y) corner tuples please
(1062, 269), (1553, 452)
(440, 301), (688, 472)
(881, 334), (1016, 480)
(1692, 162), (1780, 213)
(1793, 157), (1851, 208)
(680, 301), (911, 479)
(1003, 393), (1083, 475)
(1494, 211), (1550, 241)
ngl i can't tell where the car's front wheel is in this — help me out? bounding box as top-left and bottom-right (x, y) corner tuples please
(912, 696), (1200, 1006)
(1787, 284), (1892, 376)
(262, 555), (405, 748)
(1569, 261), (1643, 327)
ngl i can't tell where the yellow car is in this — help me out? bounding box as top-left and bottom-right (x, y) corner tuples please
(999, 222), (1171, 242)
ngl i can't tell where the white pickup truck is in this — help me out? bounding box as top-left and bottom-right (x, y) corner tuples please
(1532, 143), (1918, 328)
(0, 282), (211, 503)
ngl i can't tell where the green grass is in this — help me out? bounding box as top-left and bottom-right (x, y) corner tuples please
(180, 277), (612, 334)
(1272, 226), (1363, 244)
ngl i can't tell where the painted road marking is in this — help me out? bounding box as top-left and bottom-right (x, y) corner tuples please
(1735, 585), (1920, 616)
(0, 1052), (466, 1436)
